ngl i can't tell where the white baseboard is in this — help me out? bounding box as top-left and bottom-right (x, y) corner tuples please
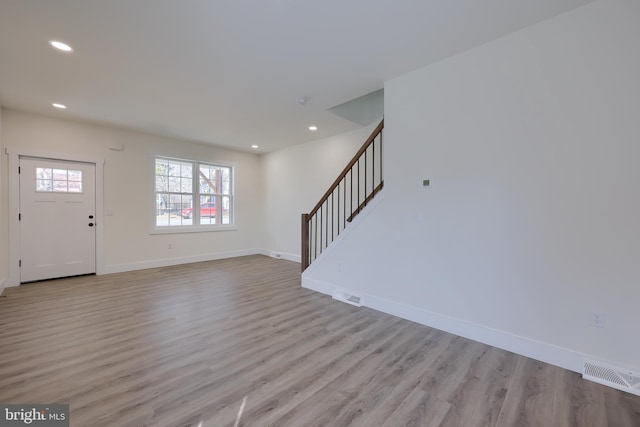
(102, 249), (264, 275)
(302, 276), (335, 296)
(258, 249), (301, 263)
(0, 276), (19, 295)
(302, 275), (587, 374)
(281, 252), (301, 263)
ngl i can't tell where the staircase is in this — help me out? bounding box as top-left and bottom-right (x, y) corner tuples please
(301, 120), (384, 272)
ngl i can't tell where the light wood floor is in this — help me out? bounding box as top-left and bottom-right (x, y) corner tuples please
(0, 255), (638, 427)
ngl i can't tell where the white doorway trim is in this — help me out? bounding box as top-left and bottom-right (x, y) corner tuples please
(6, 148), (105, 287)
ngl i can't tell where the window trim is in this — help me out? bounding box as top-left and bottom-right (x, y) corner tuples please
(151, 155), (236, 234)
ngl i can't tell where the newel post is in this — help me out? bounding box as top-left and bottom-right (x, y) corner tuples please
(301, 213), (309, 272)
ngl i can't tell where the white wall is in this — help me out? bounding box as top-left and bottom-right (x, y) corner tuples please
(0, 109), (263, 281)
(304, 0), (640, 373)
(0, 108), (375, 284)
(260, 124), (378, 260)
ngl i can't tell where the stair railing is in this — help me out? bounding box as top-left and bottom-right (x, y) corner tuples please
(301, 120), (384, 272)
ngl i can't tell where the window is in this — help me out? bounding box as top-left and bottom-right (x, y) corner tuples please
(155, 157), (233, 228)
(36, 167), (83, 193)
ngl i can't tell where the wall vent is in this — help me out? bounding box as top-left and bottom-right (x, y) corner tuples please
(583, 359), (640, 396)
(332, 289), (362, 307)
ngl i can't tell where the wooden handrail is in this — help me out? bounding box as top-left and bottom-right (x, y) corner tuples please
(308, 120), (384, 218)
(302, 119), (384, 272)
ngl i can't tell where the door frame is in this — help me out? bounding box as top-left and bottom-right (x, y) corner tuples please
(7, 148), (105, 286)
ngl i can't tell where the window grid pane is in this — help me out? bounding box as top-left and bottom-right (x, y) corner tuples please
(155, 157), (232, 228)
(198, 196), (216, 225)
(221, 196), (231, 224)
(35, 167), (83, 193)
(199, 165), (231, 196)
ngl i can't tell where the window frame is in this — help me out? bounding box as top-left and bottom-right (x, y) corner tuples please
(151, 155), (236, 234)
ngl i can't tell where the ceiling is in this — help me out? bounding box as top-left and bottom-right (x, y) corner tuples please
(0, 0), (594, 153)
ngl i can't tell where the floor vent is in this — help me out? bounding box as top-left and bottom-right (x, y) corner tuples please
(332, 289), (362, 307)
(583, 360), (640, 396)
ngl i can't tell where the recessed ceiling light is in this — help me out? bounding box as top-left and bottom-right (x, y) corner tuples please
(251, 144), (259, 149)
(309, 125), (318, 131)
(52, 103), (67, 109)
(49, 40), (73, 52)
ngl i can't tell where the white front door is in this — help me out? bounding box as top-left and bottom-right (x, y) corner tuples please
(19, 157), (96, 282)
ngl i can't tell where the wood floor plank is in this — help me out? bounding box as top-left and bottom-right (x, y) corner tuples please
(1, 255), (638, 427)
(380, 387), (451, 427)
(353, 330), (455, 427)
(437, 346), (517, 427)
(260, 322), (431, 427)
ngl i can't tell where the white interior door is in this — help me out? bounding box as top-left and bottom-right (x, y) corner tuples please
(19, 157), (96, 282)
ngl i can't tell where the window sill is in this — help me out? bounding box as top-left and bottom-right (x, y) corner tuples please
(150, 225), (237, 235)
